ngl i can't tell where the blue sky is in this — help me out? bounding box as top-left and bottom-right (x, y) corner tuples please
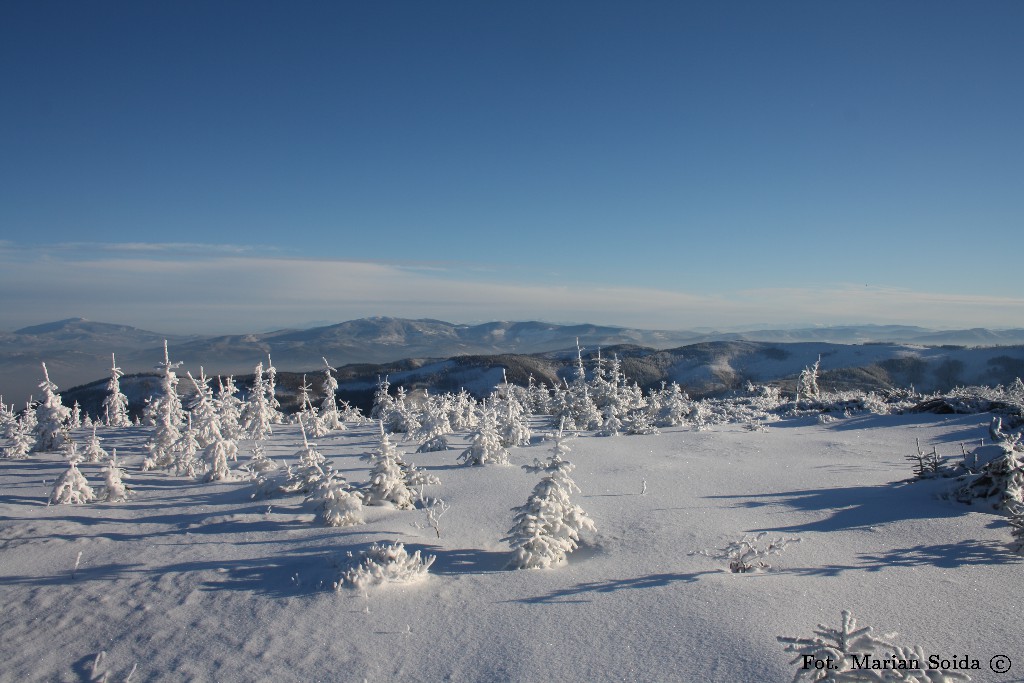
(2, 1), (1022, 333)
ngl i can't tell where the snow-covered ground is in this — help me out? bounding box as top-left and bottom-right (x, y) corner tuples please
(2, 414), (1021, 682)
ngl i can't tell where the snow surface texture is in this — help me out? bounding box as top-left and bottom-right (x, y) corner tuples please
(2, 415), (1022, 681)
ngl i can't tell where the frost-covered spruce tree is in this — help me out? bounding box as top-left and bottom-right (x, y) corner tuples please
(241, 362), (274, 440)
(459, 401), (510, 466)
(413, 393), (453, 453)
(70, 401), (82, 429)
(363, 422), (417, 509)
(597, 403), (623, 437)
(4, 413), (35, 458)
(215, 375), (244, 440)
(100, 449), (130, 502)
(103, 353), (132, 427)
(626, 408), (660, 435)
(527, 375), (552, 415)
(49, 459), (96, 505)
(370, 375), (394, 421)
(280, 418), (333, 495)
(187, 370), (223, 448)
(33, 363), (72, 452)
(448, 389), (478, 431)
(319, 357), (344, 432)
(497, 378), (532, 448)
(143, 342), (186, 470)
(264, 355), (285, 424)
(656, 382), (691, 427)
(81, 424), (108, 463)
(505, 425), (596, 569)
(203, 434), (238, 482)
(173, 414), (204, 478)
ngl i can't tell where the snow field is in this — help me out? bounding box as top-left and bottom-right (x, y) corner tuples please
(1, 414), (1021, 681)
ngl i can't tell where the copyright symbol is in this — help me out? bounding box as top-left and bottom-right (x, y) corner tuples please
(990, 654), (1011, 674)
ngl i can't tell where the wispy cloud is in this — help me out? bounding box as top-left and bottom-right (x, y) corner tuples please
(0, 244), (1017, 334)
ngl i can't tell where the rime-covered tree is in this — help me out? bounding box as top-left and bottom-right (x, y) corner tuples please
(459, 402), (510, 466)
(4, 412), (35, 458)
(203, 434), (238, 482)
(497, 378), (532, 447)
(143, 342), (186, 470)
(656, 382), (690, 427)
(103, 353), (132, 427)
(320, 357), (344, 431)
(280, 418), (333, 495)
(81, 424), (109, 463)
(505, 426), (595, 569)
(100, 449), (131, 502)
(70, 401), (82, 429)
(215, 375), (244, 440)
(173, 414), (203, 478)
(187, 370), (222, 448)
(311, 473), (364, 527)
(363, 422), (417, 509)
(241, 362), (274, 440)
(264, 355), (285, 424)
(413, 393), (453, 453)
(49, 460), (96, 505)
(33, 363), (72, 452)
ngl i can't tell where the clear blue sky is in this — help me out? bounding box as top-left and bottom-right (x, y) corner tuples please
(2, 1), (1022, 333)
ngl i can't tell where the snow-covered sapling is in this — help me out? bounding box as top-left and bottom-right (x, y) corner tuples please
(33, 363), (72, 452)
(778, 610), (971, 682)
(101, 449), (131, 502)
(81, 424), (108, 463)
(505, 425), (596, 569)
(49, 460), (96, 505)
(362, 422), (417, 509)
(693, 532), (800, 573)
(103, 353), (132, 427)
(458, 402), (510, 466)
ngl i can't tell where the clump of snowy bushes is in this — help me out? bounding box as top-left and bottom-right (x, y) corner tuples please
(338, 541), (435, 590)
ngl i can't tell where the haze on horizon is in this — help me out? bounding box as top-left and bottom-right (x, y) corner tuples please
(2, 2), (1022, 334)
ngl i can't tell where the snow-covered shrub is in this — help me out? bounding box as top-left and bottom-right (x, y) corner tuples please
(339, 541), (435, 590)
(310, 474), (364, 527)
(412, 394), (453, 453)
(778, 610), (971, 682)
(626, 409), (660, 435)
(505, 428), (596, 569)
(693, 532), (800, 573)
(49, 461), (96, 505)
(954, 437), (1024, 510)
(215, 375), (244, 440)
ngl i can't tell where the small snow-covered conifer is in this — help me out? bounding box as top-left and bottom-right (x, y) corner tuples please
(70, 401), (82, 429)
(320, 358), (345, 431)
(241, 362), (274, 440)
(143, 342), (186, 470)
(280, 418), (333, 495)
(264, 355), (285, 424)
(100, 449), (131, 502)
(505, 425), (595, 569)
(173, 414), (203, 478)
(4, 413), (35, 458)
(203, 436), (238, 482)
(82, 424), (108, 463)
(309, 472), (364, 527)
(49, 460), (96, 505)
(363, 422), (417, 509)
(103, 354), (132, 427)
(187, 370), (222, 448)
(413, 395), (453, 453)
(215, 375), (244, 440)
(459, 402), (510, 466)
(33, 363), (72, 452)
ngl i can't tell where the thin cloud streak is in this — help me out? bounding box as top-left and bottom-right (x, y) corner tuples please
(0, 247), (1017, 334)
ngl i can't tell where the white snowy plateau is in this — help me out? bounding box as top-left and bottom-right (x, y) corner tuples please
(2, 392), (1023, 681)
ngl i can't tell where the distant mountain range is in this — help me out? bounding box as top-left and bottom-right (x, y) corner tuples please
(3, 317), (1024, 406)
